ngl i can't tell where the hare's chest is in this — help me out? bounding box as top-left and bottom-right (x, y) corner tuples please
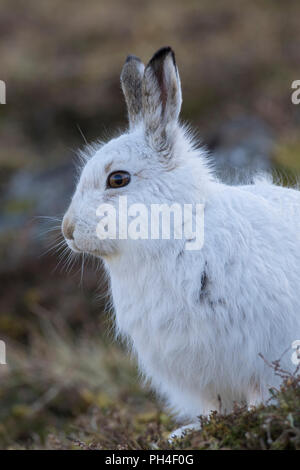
(126, 308), (195, 386)
(109, 264), (208, 388)
(113, 292), (202, 388)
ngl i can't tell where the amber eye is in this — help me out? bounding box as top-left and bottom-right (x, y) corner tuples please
(107, 171), (131, 188)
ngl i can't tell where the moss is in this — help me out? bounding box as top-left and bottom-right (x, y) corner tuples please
(3, 198), (36, 215)
(174, 372), (300, 450)
(275, 143), (300, 170)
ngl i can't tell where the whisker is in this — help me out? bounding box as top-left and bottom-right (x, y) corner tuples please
(65, 251), (78, 274)
(47, 242), (65, 257)
(33, 215), (62, 222)
(52, 246), (71, 273)
(76, 124), (88, 145)
(36, 225), (62, 239)
(39, 236), (65, 257)
(80, 253), (85, 286)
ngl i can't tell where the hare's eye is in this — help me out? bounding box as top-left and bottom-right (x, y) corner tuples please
(107, 171), (131, 189)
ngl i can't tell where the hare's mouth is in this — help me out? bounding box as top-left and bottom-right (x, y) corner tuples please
(66, 239), (82, 254)
(66, 239), (107, 258)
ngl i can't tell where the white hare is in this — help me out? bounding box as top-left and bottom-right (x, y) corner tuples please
(62, 47), (300, 437)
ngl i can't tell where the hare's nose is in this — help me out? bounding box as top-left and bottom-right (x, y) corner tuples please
(62, 213), (75, 241)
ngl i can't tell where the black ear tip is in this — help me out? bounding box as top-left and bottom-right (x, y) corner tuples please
(125, 54), (142, 64)
(149, 46), (176, 67)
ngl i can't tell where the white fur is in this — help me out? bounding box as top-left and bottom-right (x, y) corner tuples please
(62, 48), (300, 424)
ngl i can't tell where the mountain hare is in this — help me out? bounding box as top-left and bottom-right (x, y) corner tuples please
(62, 47), (300, 437)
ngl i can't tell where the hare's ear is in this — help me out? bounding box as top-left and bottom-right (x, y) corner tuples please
(142, 47), (182, 152)
(121, 55), (145, 130)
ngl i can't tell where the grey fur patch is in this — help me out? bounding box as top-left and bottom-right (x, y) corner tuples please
(200, 271), (208, 294)
(141, 47), (182, 157)
(120, 55), (145, 129)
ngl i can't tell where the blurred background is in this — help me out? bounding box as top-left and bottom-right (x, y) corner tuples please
(0, 0), (300, 449)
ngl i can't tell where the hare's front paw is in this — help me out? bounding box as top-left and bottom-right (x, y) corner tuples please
(168, 422), (201, 442)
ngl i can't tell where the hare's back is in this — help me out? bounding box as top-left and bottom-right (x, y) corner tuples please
(240, 181), (300, 219)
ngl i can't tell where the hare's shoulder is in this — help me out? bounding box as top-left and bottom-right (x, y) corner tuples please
(204, 182), (300, 243)
(208, 181), (300, 215)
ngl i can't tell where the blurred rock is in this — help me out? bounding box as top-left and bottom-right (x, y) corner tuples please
(209, 116), (273, 184)
(0, 163), (75, 272)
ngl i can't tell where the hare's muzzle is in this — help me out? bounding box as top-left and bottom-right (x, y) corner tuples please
(62, 210), (75, 241)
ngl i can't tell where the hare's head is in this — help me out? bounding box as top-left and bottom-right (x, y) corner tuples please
(62, 47), (211, 259)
